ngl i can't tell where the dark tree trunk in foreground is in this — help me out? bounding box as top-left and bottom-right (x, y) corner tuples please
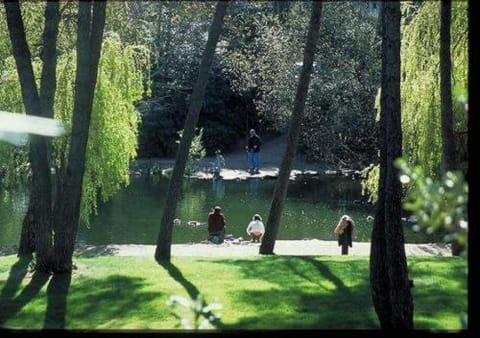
(440, 0), (455, 173)
(440, 0), (463, 256)
(369, 2), (414, 329)
(4, 1), (58, 272)
(259, 1), (323, 255)
(155, 0), (229, 261)
(52, 0), (106, 273)
(15, 1), (60, 258)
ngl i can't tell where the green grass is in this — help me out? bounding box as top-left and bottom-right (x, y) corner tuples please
(0, 254), (467, 331)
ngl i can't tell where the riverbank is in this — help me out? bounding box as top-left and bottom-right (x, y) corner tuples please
(71, 240), (452, 258)
(130, 134), (362, 181)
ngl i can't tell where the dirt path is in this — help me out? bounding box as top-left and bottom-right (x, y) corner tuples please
(73, 240), (452, 258)
(132, 134), (326, 180)
(200, 134), (321, 171)
(190, 134), (329, 180)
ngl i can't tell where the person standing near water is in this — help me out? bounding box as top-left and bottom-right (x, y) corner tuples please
(246, 128), (261, 174)
(334, 215), (354, 255)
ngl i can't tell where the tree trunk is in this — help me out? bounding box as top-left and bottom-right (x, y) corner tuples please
(440, 0), (463, 256)
(53, 0), (106, 273)
(18, 204), (35, 255)
(16, 1), (60, 258)
(259, 1), (322, 255)
(4, 1), (55, 271)
(370, 2), (414, 328)
(440, 0), (456, 173)
(154, 1), (229, 261)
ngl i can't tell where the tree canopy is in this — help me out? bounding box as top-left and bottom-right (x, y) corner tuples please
(401, 1), (468, 177)
(0, 2), (150, 225)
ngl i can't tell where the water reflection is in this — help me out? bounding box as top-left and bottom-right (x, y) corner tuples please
(248, 178), (259, 196)
(212, 178), (225, 199)
(0, 175), (444, 247)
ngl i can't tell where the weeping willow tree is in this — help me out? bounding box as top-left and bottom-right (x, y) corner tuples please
(361, 1), (468, 203)
(401, 1), (468, 178)
(0, 30), (149, 225)
(53, 32), (150, 225)
(0, 58), (29, 190)
(0, 3), (31, 191)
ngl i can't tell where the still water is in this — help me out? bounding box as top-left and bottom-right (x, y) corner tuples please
(0, 175), (440, 247)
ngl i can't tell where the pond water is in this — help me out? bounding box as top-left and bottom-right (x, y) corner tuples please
(0, 175), (442, 248)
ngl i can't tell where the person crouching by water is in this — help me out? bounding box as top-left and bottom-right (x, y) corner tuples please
(334, 215), (354, 255)
(208, 206), (226, 244)
(246, 214), (265, 243)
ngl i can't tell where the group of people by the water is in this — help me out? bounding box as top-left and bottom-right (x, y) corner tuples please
(207, 206), (265, 244)
(206, 128), (354, 254)
(206, 205), (355, 255)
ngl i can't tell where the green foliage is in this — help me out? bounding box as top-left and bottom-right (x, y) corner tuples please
(400, 1), (468, 177)
(52, 32), (149, 225)
(395, 158), (468, 253)
(0, 8), (34, 191)
(137, 1), (380, 166)
(176, 128), (206, 176)
(0, 58), (30, 189)
(297, 2), (381, 167)
(0, 144), (29, 190)
(166, 293), (222, 330)
(78, 33), (150, 224)
(136, 2), (247, 158)
(223, 2), (298, 130)
(360, 163), (379, 204)
(0, 6), (150, 225)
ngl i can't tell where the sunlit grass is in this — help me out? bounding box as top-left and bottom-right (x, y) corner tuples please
(0, 255), (467, 330)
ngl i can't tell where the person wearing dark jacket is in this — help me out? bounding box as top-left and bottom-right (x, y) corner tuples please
(207, 206), (226, 244)
(334, 215), (354, 255)
(246, 129), (262, 174)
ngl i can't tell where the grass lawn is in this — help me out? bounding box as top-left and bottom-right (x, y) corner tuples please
(0, 254), (467, 331)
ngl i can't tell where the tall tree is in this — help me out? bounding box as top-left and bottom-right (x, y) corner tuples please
(52, 0), (106, 273)
(17, 1), (60, 257)
(155, 0), (229, 261)
(259, 1), (322, 255)
(440, 0), (463, 257)
(440, 0), (455, 172)
(2, 1), (146, 271)
(369, 2), (414, 328)
(4, 0), (59, 271)
(401, 1), (468, 178)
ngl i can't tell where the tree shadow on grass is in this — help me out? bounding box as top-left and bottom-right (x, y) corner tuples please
(0, 256), (71, 329)
(158, 260), (199, 301)
(291, 256), (350, 293)
(44, 273), (72, 329)
(158, 260), (226, 330)
(200, 256), (379, 329)
(67, 274), (164, 328)
(0, 255), (33, 300)
(0, 268), (50, 327)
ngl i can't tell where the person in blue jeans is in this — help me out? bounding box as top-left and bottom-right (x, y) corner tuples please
(246, 128), (261, 174)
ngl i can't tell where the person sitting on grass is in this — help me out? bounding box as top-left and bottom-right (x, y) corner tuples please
(246, 214), (265, 243)
(207, 206), (226, 244)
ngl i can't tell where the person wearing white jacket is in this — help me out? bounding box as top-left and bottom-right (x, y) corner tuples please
(246, 214), (265, 242)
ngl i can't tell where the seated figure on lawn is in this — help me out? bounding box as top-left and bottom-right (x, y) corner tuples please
(207, 206), (226, 244)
